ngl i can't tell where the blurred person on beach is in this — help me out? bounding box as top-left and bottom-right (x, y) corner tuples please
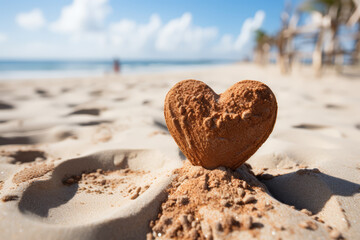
(113, 59), (121, 74)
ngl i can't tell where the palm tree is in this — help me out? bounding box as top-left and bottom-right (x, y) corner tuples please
(352, 23), (360, 64)
(254, 30), (273, 66)
(348, 0), (360, 64)
(300, 0), (356, 74)
(276, 3), (300, 74)
(276, 28), (288, 73)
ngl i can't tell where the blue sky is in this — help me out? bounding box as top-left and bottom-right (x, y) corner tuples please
(0, 0), (304, 60)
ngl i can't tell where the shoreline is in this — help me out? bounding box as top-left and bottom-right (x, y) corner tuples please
(1, 61), (359, 84)
(0, 61), (234, 82)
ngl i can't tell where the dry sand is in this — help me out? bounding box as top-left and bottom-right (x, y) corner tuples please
(0, 63), (359, 239)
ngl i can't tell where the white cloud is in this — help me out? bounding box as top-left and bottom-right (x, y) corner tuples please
(234, 11), (265, 50)
(16, 9), (46, 30)
(0, 33), (7, 43)
(155, 13), (218, 52)
(107, 13), (218, 57)
(51, 0), (111, 34)
(218, 34), (234, 52)
(109, 14), (161, 52)
(7, 5), (266, 59)
(215, 10), (265, 55)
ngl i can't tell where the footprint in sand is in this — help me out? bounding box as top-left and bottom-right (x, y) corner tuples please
(3, 150), (47, 164)
(142, 100), (151, 105)
(0, 101), (14, 110)
(89, 90), (103, 97)
(77, 120), (112, 126)
(0, 128), (76, 146)
(114, 97), (127, 102)
(0, 136), (32, 145)
(1, 149), (178, 239)
(35, 88), (51, 97)
(293, 123), (329, 130)
(325, 104), (345, 110)
(67, 103), (78, 108)
(68, 108), (102, 116)
(61, 87), (71, 93)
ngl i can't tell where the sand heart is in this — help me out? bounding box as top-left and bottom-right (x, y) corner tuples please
(164, 79), (277, 169)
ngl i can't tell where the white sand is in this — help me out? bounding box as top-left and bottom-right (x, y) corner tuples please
(0, 63), (359, 239)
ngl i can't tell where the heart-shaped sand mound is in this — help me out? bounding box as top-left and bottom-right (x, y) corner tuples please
(164, 79), (277, 169)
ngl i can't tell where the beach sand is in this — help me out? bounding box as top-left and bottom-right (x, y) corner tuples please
(0, 63), (359, 239)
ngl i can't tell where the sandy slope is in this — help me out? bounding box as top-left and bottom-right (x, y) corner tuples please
(0, 63), (359, 239)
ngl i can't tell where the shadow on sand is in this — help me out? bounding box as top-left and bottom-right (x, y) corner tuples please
(260, 169), (360, 214)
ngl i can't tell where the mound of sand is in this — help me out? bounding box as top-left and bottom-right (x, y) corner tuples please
(148, 161), (343, 240)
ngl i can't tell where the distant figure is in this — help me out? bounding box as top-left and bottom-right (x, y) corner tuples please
(113, 59), (120, 73)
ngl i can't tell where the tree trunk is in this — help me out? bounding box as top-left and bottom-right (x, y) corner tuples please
(262, 43), (270, 66)
(352, 22), (360, 65)
(329, 25), (339, 65)
(313, 28), (324, 77)
(277, 32), (288, 74)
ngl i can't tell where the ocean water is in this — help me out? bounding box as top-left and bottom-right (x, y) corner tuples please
(0, 60), (233, 80)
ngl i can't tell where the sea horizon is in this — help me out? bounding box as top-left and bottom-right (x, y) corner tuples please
(0, 59), (236, 80)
